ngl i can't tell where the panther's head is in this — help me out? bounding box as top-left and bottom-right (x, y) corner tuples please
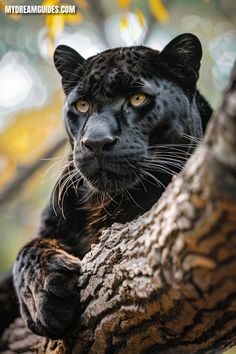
(54, 33), (208, 193)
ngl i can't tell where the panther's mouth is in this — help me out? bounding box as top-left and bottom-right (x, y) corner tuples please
(84, 167), (138, 192)
(75, 155), (140, 193)
(99, 168), (131, 180)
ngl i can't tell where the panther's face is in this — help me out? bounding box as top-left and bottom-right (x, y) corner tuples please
(54, 33), (203, 193)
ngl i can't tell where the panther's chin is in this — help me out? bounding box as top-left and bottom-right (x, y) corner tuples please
(82, 168), (138, 193)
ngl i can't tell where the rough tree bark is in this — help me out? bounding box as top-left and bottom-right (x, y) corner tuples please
(1, 64), (236, 354)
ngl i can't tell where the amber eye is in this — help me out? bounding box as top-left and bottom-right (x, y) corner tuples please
(130, 93), (147, 107)
(75, 100), (89, 113)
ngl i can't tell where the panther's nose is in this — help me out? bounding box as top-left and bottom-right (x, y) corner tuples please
(81, 136), (118, 154)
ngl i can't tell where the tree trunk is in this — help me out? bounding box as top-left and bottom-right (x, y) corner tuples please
(1, 65), (236, 354)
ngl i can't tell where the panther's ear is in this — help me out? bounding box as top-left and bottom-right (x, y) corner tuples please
(159, 33), (202, 85)
(53, 45), (85, 94)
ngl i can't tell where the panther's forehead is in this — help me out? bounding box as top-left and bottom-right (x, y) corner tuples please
(78, 46), (158, 99)
(87, 46), (150, 68)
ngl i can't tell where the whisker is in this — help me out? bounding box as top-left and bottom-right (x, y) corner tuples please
(60, 173), (82, 218)
(139, 162), (179, 177)
(145, 156), (188, 165)
(123, 186), (143, 210)
(145, 143), (199, 149)
(180, 132), (203, 143)
(139, 169), (166, 190)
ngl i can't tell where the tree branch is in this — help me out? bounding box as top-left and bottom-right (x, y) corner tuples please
(1, 65), (236, 353)
(0, 136), (66, 206)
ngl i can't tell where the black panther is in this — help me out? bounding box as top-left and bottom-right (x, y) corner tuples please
(0, 33), (212, 339)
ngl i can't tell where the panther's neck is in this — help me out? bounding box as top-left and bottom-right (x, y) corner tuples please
(82, 171), (172, 237)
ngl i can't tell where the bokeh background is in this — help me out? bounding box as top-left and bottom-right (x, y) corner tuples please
(0, 0), (236, 337)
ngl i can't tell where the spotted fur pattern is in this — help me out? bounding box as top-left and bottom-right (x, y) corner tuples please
(11, 33), (212, 338)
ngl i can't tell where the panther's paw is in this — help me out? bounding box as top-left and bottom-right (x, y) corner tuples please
(14, 239), (80, 339)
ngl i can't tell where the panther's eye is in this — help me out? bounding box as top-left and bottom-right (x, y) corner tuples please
(130, 93), (147, 107)
(75, 100), (89, 113)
